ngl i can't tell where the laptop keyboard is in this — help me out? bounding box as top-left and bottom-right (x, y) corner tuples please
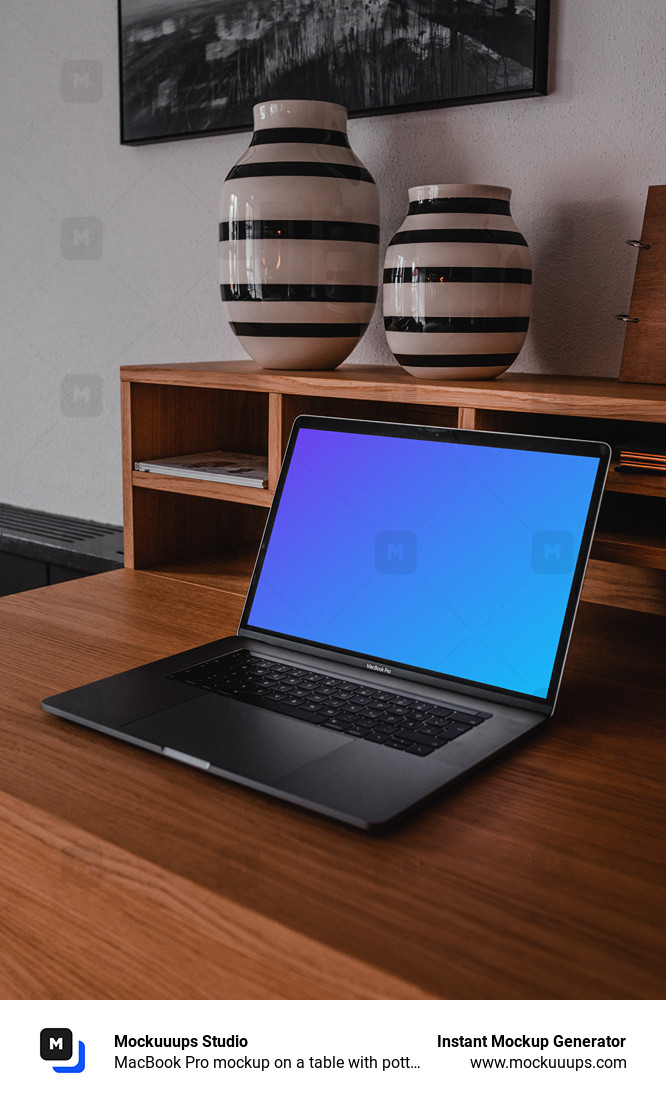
(169, 651), (492, 757)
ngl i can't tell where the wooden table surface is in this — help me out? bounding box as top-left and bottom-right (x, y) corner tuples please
(0, 570), (664, 999)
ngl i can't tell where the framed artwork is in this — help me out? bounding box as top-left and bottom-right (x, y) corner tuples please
(118, 0), (550, 145)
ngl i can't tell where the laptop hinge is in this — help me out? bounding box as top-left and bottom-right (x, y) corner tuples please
(237, 628), (552, 717)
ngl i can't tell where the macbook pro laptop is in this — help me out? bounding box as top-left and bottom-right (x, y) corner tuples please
(43, 416), (610, 829)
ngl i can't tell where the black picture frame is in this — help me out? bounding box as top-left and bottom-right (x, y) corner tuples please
(118, 1), (550, 146)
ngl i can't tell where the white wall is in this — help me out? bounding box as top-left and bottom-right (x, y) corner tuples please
(1, 0), (665, 525)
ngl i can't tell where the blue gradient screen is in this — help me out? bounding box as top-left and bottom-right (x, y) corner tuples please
(246, 427), (601, 699)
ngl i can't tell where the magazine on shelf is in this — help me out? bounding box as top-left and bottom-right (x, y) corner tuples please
(134, 450), (268, 487)
(615, 436), (666, 475)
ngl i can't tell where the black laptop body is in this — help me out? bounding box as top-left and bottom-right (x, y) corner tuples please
(43, 416), (610, 829)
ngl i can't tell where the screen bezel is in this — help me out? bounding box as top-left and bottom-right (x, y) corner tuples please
(239, 416), (610, 714)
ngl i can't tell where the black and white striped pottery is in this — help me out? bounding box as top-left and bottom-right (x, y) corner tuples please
(383, 184), (531, 380)
(220, 100), (379, 370)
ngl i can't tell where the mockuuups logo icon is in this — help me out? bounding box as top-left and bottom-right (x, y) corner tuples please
(40, 1029), (86, 1073)
(374, 530), (417, 574)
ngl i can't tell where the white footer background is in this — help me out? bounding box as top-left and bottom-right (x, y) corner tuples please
(2, 1000), (658, 1099)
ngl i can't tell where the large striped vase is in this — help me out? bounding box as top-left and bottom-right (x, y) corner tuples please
(383, 184), (532, 379)
(220, 100), (379, 370)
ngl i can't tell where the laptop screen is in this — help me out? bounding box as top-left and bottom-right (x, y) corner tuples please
(243, 420), (607, 704)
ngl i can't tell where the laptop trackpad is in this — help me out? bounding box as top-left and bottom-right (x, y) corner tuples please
(120, 693), (345, 783)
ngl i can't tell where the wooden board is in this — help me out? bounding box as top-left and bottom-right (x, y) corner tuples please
(583, 558), (666, 615)
(620, 185), (666, 383)
(0, 570), (665, 998)
(120, 364), (666, 421)
(120, 365), (666, 615)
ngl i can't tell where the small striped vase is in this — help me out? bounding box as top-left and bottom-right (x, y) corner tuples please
(220, 99), (380, 370)
(383, 184), (532, 379)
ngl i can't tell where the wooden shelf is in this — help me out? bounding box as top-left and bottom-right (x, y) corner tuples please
(594, 491), (666, 571)
(593, 529), (666, 570)
(132, 470), (273, 508)
(606, 469), (666, 497)
(142, 547), (257, 598)
(121, 362), (666, 615)
(120, 361), (666, 422)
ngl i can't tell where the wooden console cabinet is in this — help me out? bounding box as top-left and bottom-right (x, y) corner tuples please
(121, 362), (666, 614)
